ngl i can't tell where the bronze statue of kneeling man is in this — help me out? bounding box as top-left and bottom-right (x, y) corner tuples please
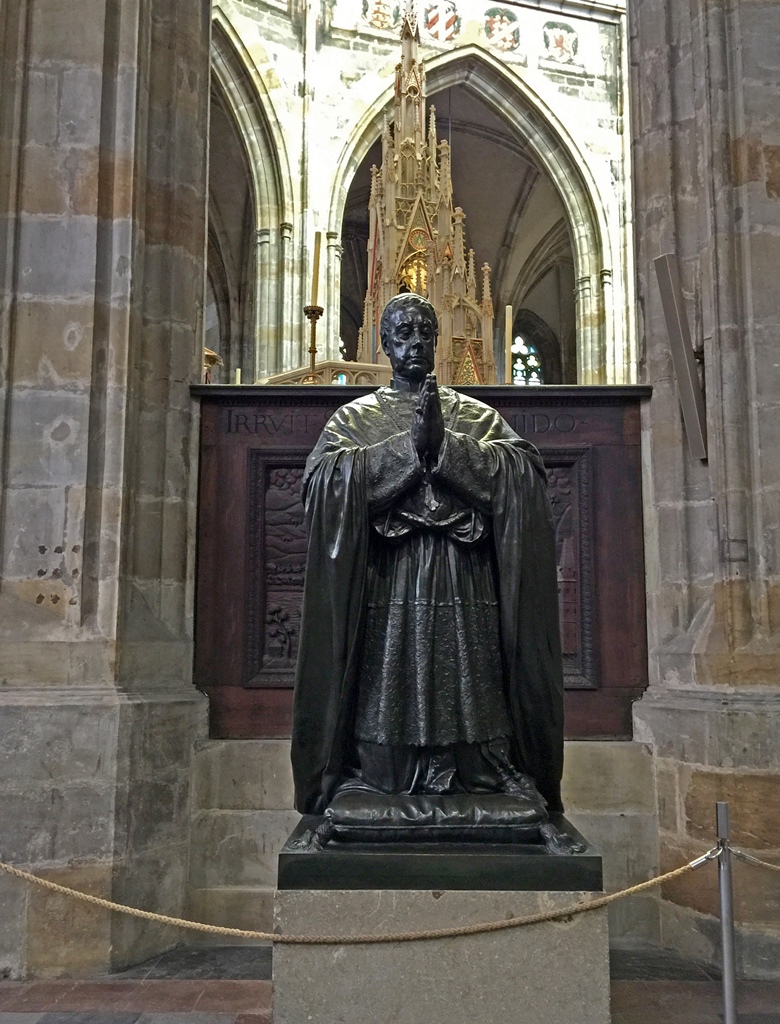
(291, 293), (583, 855)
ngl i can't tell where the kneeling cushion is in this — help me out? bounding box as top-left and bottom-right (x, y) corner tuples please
(324, 790), (547, 844)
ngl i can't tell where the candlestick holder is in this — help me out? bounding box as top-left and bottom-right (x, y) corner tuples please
(301, 304), (324, 384)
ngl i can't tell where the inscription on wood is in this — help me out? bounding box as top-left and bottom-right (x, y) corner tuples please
(226, 409), (332, 437)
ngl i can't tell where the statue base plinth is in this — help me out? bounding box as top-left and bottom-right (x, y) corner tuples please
(278, 813), (601, 890)
(273, 820), (610, 1024)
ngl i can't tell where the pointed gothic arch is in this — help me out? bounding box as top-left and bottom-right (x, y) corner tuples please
(330, 44), (623, 384)
(511, 219), (576, 382)
(210, 11), (296, 378)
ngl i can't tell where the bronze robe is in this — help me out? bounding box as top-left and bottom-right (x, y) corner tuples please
(291, 385), (564, 814)
(354, 387), (510, 747)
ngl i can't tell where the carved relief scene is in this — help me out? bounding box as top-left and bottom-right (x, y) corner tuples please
(545, 450), (595, 689)
(243, 443), (598, 692)
(251, 463), (306, 683)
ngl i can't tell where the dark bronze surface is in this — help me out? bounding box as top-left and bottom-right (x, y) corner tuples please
(278, 814), (603, 891)
(291, 295), (569, 828)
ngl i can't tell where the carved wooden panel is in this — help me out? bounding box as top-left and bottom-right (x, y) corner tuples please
(544, 447), (595, 689)
(193, 385), (651, 739)
(246, 453), (308, 687)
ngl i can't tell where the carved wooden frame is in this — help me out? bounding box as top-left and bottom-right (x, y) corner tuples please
(542, 445), (596, 690)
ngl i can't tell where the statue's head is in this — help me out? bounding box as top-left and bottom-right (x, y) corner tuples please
(379, 294), (438, 383)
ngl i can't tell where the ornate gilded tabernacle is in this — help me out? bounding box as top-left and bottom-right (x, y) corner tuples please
(357, 13), (496, 385)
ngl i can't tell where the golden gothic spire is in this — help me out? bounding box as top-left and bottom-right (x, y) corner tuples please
(357, 12), (495, 384)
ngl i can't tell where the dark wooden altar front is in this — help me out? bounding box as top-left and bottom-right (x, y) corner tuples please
(192, 385), (651, 740)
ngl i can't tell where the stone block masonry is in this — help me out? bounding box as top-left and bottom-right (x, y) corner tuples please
(629, 0), (780, 978)
(0, 0), (211, 978)
(187, 739), (658, 946)
(634, 690), (780, 976)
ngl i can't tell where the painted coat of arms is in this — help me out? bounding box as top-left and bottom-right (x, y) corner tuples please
(542, 21), (579, 63)
(484, 7), (520, 53)
(425, 0), (460, 42)
(363, 0), (401, 32)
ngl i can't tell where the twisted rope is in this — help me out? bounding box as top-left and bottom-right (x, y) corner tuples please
(0, 847), (719, 946)
(732, 848), (780, 874)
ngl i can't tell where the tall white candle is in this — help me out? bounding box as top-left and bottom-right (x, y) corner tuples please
(505, 305), (513, 384)
(311, 231), (322, 306)
(235, 367), (242, 386)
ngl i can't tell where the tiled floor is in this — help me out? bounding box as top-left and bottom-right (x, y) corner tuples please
(0, 948), (271, 1024)
(0, 944), (778, 1023)
(609, 944), (780, 1024)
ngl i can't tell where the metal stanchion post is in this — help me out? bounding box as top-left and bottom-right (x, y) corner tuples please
(716, 801), (737, 1024)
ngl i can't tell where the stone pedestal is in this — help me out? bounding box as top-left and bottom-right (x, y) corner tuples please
(273, 819), (609, 1024)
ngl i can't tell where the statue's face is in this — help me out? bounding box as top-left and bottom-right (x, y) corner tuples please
(382, 302), (437, 382)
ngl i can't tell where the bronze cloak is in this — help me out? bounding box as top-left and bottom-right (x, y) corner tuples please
(291, 386), (565, 815)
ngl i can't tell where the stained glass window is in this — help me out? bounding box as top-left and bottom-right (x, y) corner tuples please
(510, 334), (543, 385)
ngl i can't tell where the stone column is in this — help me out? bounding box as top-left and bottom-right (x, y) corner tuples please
(0, 0), (210, 977)
(325, 229), (342, 360)
(255, 226), (272, 380)
(573, 272), (599, 383)
(629, 0), (780, 975)
(279, 220), (295, 370)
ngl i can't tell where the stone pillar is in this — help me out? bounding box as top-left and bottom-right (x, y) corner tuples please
(255, 226), (272, 380)
(279, 221), (295, 371)
(629, 0), (780, 975)
(324, 229), (341, 359)
(574, 272), (602, 384)
(0, 0), (210, 977)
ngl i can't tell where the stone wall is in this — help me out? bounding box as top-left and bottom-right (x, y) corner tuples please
(186, 739), (659, 945)
(635, 692), (780, 976)
(629, 0), (780, 975)
(188, 740), (300, 942)
(564, 741), (659, 943)
(0, 0), (210, 978)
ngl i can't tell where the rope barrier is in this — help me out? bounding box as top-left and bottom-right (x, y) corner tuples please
(732, 848), (780, 874)
(0, 847), (720, 946)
